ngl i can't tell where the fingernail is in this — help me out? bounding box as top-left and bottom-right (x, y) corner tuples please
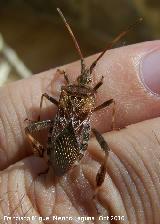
(140, 49), (160, 95)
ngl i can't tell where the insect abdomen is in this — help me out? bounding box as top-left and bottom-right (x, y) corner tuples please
(49, 121), (81, 176)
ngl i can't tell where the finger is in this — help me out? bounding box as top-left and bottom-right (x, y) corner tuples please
(66, 40), (160, 133)
(85, 117), (160, 223)
(1, 117), (160, 223)
(1, 40), (160, 169)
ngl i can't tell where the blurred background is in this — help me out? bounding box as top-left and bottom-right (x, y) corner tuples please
(0, 0), (159, 85)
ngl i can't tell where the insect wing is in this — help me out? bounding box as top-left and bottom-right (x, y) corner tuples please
(50, 121), (81, 176)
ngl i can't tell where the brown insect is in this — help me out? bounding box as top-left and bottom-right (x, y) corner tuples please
(25, 9), (142, 194)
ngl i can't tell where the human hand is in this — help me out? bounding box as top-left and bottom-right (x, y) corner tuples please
(0, 40), (160, 224)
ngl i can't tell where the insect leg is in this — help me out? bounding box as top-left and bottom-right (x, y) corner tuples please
(93, 76), (104, 92)
(94, 99), (114, 112)
(38, 93), (58, 121)
(92, 128), (110, 196)
(94, 99), (116, 130)
(25, 120), (54, 157)
(57, 68), (70, 84)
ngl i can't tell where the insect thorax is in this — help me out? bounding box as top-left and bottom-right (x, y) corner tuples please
(59, 85), (95, 116)
(48, 84), (95, 176)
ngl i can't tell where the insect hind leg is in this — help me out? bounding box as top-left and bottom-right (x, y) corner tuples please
(92, 128), (110, 197)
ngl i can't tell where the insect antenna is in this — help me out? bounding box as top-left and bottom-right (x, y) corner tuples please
(57, 8), (85, 72)
(90, 18), (143, 73)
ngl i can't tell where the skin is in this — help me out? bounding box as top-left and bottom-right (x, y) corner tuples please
(0, 40), (160, 224)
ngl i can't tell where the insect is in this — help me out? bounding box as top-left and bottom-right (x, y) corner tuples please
(25, 9), (142, 194)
